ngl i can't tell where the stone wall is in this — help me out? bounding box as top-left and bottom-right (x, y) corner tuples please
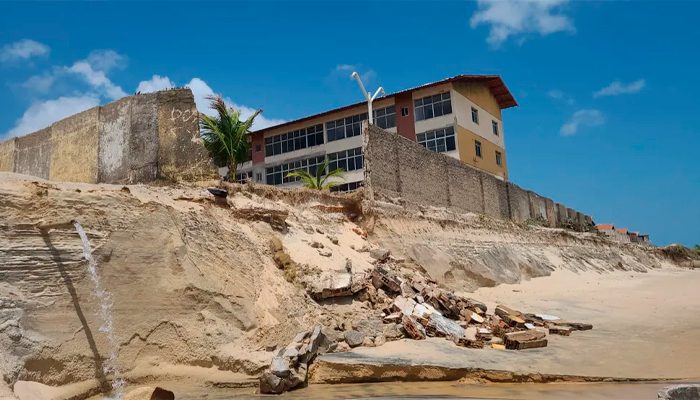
(0, 89), (212, 183)
(365, 124), (593, 229)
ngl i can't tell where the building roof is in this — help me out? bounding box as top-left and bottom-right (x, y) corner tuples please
(596, 224), (615, 231)
(253, 74), (517, 134)
(617, 228), (629, 234)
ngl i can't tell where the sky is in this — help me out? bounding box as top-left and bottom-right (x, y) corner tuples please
(0, 1), (698, 246)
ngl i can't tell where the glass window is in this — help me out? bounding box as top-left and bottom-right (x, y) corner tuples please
(495, 151), (502, 166)
(471, 107), (479, 124)
(264, 124), (324, 157)
(330, 181), (363, 193)
(416, 126), (456, 154)
(492, 120), (499, 136)
(475, 140), (482, 158)
(373, 106), (396, 129)
(266, 156), (326, 185)
(325, 112), (368, 142)
(414, 92), (452, 121)
(328, 147), (363, 172)
(401, 107), (409, 117)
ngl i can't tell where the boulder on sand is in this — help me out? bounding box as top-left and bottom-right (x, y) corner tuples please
(124, 386), (175, 400)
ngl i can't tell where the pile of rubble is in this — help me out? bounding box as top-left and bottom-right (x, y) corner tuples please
(261, 249), (593, 394)
(328, 249), (593, 352)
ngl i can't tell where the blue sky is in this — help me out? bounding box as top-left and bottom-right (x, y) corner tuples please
(1, 1), (698, 246)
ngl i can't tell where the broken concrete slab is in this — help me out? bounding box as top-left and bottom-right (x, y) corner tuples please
(504, 330), (547, 350)
(344, 330), (366, 348)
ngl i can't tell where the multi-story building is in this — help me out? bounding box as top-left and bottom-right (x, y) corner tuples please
(237, 75), (517, 191)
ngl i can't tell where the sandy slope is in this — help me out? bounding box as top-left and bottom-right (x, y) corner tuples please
(0, 172), (688, 398)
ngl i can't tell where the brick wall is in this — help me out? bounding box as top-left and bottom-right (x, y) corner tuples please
(365, 124), (592, 229)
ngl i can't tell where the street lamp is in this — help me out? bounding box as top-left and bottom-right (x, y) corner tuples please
(351, 72), (384, 125)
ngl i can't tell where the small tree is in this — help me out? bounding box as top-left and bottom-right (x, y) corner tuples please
(287, 159), (344, 190)
(199, 96), (260, 181)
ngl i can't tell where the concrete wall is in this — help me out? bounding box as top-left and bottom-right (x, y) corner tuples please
(365, 124), (593, 229)
(507, 183), (531, 223)
(0, 89), (212, 183)
(0, 138), (16, 172)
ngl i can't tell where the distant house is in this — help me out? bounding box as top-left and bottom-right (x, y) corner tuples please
(638, 234), (650, 244)
(596, 224), (634, 243)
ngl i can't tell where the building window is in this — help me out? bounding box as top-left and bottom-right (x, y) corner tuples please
(401, 107), (409, 117)
(414, 92), (452, 121)
(235, 171), (252, 184)
(471, 107), (479, 124)
(264, 124), (324, 157)
(492, 120), (499, 136)
(416, 126), (456, 153)
(326, 112), (368, 142)
(373, 106), (396, 129)
(328, 147), (363, 172)
(475, 140), (482, 158)
(265, 155), (325, 186)
(255, 172), (263, 182)
(330, 181), (363, 193)
(495, 151), (502, 166)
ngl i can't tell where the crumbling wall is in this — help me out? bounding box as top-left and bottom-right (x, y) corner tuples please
(365, 124), (593, 229)
(0, 138), (16, 172)
(0, 88), (213, 183)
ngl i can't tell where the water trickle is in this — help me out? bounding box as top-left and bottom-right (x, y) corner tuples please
(73, 220), (125, 399)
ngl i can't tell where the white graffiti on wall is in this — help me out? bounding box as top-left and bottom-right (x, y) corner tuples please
(170, 108), (198, 123)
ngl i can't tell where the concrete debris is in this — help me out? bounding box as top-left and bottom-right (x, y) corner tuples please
(260, 324), (329, 394)
(310, 241), (324, 249)
(344, 330), (366, 348)
(402, 315), (426, 340)
(308, 271), (353, 300)
(233, 207), (288, 232)
(369, 247), (391, 262)
(548, 325), (573, 336)
(504, 330), (547, 350)
(371, 266), (402, 292)
(318, 249), (333, 257)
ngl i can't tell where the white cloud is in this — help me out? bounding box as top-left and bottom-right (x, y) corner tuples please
(185, 77), (286, 131)
(547, 89), (574, 105)
(136, 74), (175, 93)
(333, 64), (377, 85)
(560, 109), (604, 136)
(21, 73), (56, 93)
(5, 95), (100, 138)
(470, 0), (575, 47)
(593, 79), (646, 98)
(66, 50), (127, 100)
(0, 39), (50, 62)
(4, 49), (128, 137)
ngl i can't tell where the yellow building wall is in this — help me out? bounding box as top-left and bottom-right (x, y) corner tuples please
(456, 125), (508, 180)
(452, 81), (502, 120)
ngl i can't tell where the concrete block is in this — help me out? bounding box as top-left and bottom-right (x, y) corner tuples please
(482, 175), (509, 219)
(157, 89), (212, 181)
(528, 191), (547, 220)
(0, 138), (16, 172)
(50, 107), (99, 183)
(98, 97), (132, 183)
(507, 183), (531, 223)
(128, 93), (159, 182)
(15, 127), (51, 179)
(555, 203), (567, 226)
(543, 197), (557, 227)
(445, 157), (484, 214)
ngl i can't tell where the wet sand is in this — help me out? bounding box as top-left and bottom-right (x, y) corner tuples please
(170, 380), (694, 399)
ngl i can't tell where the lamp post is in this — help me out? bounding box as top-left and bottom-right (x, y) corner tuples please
(351, 72), (384, 125)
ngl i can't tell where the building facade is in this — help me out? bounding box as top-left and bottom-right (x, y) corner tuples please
(237, 75), (517, 191)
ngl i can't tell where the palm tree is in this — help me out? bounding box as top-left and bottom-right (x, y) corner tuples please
(287, 159), (344, 190)
(199, 96), (260, 181)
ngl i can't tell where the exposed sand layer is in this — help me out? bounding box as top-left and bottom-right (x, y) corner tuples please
(0, 172), (689, 399)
